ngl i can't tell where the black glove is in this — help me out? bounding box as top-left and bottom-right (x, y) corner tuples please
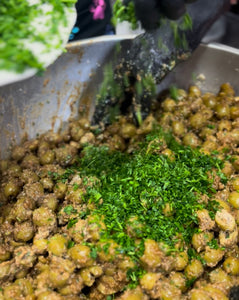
(125, 0), (197, 29)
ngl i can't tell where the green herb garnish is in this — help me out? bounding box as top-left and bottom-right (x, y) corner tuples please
(0, 0), (76, 73)
(63, 205), (78, 215)
(67, 218), (78, 229)
(77, 129), (223, 255)
(67, 240), (75, 249)
(112, 0), (138, 30)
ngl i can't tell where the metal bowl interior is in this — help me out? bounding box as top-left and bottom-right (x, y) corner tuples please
(0, 38), (239, 159)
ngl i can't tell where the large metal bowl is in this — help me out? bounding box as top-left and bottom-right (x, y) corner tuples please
(0, 37), (239, 159)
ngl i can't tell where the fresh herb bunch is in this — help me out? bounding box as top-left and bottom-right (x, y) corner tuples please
(0, 0), (76, 73)
(112, 0), (138, 30)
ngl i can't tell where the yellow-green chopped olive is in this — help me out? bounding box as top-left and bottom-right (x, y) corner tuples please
(188, 85), (201, 98)
(21, 169), (39, 183)
(40, 177), (54, 191)
(78, 118), (91, 130)
(139, 272), (160, 290)
(172, 121), (185, 136)
(201, 140), (218, 152)
(183, 133), (201, 148)
(68, 244), (94, 267)
(185, 259), (204, 280)
(190, 289), (211, 300)
(21, 154), (40, 170)
(177, 89), (187, 100)
(192, 231), (213, 253)
(3, 284), (22, 299)
(4, 181), (20, 198)
(11, 145), (26, 161)
(169, 272), (187, 292)
(38, 141), (50, 156)
(228, 191), (239, 209)
(190, 114), (206, 129)
(70, 126), (85, 142)
(230, 105), (239, 120)
(220, 82), (235, 96)
(80, 132), (95, 145)
(199, 127), (216, 139)
(37, 291), (63, 300)
(216, 103), (230, 119)
(7, 164), (22, 177)
(0, 262), (11, 280)
(109, 134), (126, 151)
(174, 251), (188, 271)
(215, 199), (231, 212)
(209, 268), (231, 285)
(44, 131), (62, 146)
(53, 182), (67, 200)
(218, 120), (232, 131)
(223, 257), (239, 275)
(33, 207), (56, 227)
(202, 93), (217, 109)
(48, 234), (67, 256)
(121, 123), (137, 139)
(15, 278), (33, 296)
(54, 145), (77, 166)
(162, 98), (176, 112)
(40, 150), (55, 165)
(0, 246), (11, 262)
(33, 238), (48, 253)
(221, 161), (234, 177)
(202, 248), (224, 267)
(49, 267), (70, 288)
(0, 160), (8, 173)
(215, 209), (236, 231)
(10, 197), (34, 222)
(14, 221), (34, 242)
(42, 194), (58, 211)
(231, 177), (239, 190)
(230, 128), (239, 144)
(232, 155), (239, 172)
(140, 239), (162, 268)
(24, 182), (44, 202)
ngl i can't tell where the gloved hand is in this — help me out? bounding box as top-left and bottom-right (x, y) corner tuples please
(124, 0), (198, 29)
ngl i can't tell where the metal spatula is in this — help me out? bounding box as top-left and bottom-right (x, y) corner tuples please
(92, 0), (230, 124)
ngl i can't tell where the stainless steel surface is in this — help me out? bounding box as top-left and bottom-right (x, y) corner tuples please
(0, 39), (239, 159)
(157, 43), (239, 95)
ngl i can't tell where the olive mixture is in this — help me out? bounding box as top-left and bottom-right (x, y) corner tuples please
(1, 83), (239, 299)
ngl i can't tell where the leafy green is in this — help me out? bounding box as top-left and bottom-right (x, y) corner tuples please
(77, 128), (224, 256)
(0, 0), (76, 73)
(63, 205), (78, 215)
(90, 247), (98, 259)
(67, 240), (75, 249)
(207, 239), (220, 250)
(67, 218), (78, 229)
(97, 63), (123, 102)
(169, 85), (179, 101)
(112, 0), (138, 30)
(127, 267), (146, 289)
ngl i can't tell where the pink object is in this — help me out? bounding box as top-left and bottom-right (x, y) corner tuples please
(90, 0), (106, 20)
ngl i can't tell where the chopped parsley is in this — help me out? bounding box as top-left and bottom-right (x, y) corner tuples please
(67, 240), (75, 249)
(73, 129), (225, 260)
(112, 0), (138, 30)
(63, 205), (78, 215)
(67, 218), (78, 229)
(0, 0), (76, 73)
(207, 239), (220, 250)
(127, 267), (146, 289)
